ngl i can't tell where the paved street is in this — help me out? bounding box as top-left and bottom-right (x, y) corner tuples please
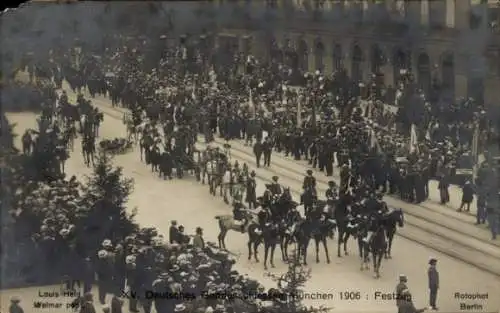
(3, 99), (499, 312)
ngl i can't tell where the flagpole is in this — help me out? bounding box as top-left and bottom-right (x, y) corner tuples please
(472, 120), (480, 183)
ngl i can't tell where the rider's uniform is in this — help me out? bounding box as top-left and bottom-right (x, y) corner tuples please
(270, 182), (282, 195)
(302, 175), (317, 193)
(325, 187), (337, 204)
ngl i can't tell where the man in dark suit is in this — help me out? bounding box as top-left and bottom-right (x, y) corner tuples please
(253, 140), (263, 167)
(395, 274), (408, 310)
(262, 137), (272, 167)
(428, 258), (439, 310)
(169, 220), (179, 244)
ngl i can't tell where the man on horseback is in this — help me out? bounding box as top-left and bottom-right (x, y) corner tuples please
(363, 211), (383, 245)
(325, 180), (338, 211)
(232, 198), (248, 232)
(269, 176), (282, 195)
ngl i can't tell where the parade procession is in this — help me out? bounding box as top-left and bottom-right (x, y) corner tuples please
(1, 2), (500, 313)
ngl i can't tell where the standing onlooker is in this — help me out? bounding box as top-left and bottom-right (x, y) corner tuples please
(476, 161), (489, 224)
(193, 227), (205, 249)
(79, 292), (97, 313)
(253, 140), (263, 168)
(427, 258), (439, 311)
(9, 296), (24, 313)
(169, 220), (179, 244)
(262, 137), (272, 167)
(457, 180), (474, 212)
(438, 173), (449, 204)
(395, 274), (408, 310)
(110, 292), (123, 313)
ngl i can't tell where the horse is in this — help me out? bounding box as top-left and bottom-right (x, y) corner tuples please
(324, 197), (357, 257)
(206, 160), (225, 197)
(295, 218), (315, 265)
(301, 187), (316, 216)
(382, 208), (404, 259)
(279, 219), (300, 262)
(311, 210), (335, 264)
(81, 135), (95, 167)
(247, 223), (263, 263)
(357, 216), (387, 278)
(214, 209), (255, 250)
(369, 225), (387, 278)
(262, 221), (282, 270)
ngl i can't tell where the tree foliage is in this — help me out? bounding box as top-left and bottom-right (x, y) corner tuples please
(265, 247), (331, 313)
(81, 150), (137, 253)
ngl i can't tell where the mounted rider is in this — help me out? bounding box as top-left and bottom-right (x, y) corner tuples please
(269, 176), (282, 195)
(363, 210), (383, 244)
(232, 198), (248, 232)
(303, 169), (317, 196)
(325, 180), (338, 205)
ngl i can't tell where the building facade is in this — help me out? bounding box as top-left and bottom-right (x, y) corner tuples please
(214, 0), (500, 105)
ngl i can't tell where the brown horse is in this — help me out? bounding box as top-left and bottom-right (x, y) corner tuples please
(214, 209), (256, 250)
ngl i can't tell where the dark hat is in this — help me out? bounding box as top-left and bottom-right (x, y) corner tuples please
(429, 257), (437, 265)
(328, 181), (335, 186)
(272, 176), (278, 181)
(250, 170), (256, 177)
(307, 169), (313, 175)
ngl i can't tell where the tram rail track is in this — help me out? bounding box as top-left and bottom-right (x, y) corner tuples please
(61, 88), (500, 277)
(196, 139), (500, 277)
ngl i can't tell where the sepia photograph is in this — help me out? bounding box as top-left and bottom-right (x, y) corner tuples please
(1, 1), (500, 313)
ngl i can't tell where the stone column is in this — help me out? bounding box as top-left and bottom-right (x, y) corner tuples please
(454, 0), (470, 30)
(407, 0), (422, 26)
(421, 0), (429, 26)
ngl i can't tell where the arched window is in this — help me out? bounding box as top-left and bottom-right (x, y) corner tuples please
(314, 40), (325, 72)
(417, 52), (431, 95)
(393, 48), (410, 83)
(298, 39), (309, 72)
(269, 36), (282, 63)
(370, 44), (383, 74)
(441, 52), (455, 96)
(332, 43), (342, 71)
(351, 44), (363, 82)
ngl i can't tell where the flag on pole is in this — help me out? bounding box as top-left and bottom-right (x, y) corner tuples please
(410, 124), (418, 153)
(472, 122), (480, 183)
